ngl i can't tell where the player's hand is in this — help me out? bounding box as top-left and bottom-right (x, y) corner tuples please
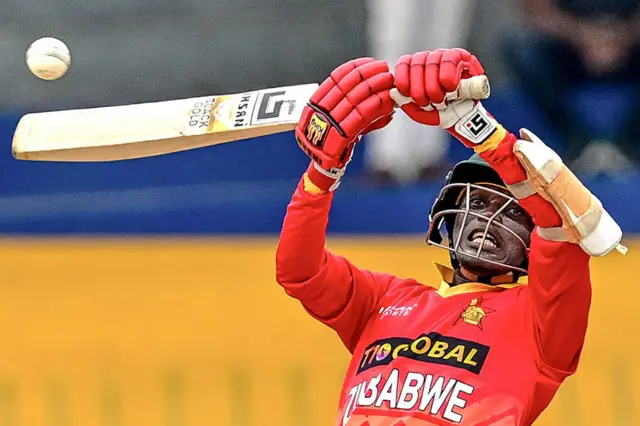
(393, 48), (498, 148)
(295, 58), (395, 192)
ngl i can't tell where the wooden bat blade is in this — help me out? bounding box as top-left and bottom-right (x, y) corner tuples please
(12, 83), (319, 162)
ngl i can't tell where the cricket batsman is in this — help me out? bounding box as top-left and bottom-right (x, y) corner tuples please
(275, 48), (624, 425)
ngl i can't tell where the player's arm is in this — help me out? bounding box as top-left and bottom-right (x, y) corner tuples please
(467, 128), (597, 377)
(455, 123), (594, 374)
(276, 58), (396, 352)
(393, 48), (623, 374)
(391, 48), (622, 258)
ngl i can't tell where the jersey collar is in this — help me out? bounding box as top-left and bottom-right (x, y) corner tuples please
(433, 263), (526, 298)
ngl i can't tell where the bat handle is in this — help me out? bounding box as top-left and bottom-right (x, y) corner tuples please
(390, 75), (491, 109)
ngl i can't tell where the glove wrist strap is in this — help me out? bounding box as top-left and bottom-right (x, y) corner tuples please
(450, 102), (499, 147)
(304, 162), (344, 193)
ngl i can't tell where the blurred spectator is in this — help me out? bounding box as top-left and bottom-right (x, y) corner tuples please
(504, 0), (640, 175)
(364, 0), (476, 184)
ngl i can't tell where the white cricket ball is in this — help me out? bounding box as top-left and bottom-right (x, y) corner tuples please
(26, 37), (71, 81)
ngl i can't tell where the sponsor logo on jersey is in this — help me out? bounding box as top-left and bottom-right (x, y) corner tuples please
(358, 333), (489, 375)
(378, 304), (418, 319)
(306, 113), (329, 146)
(454, 297), (495, 330)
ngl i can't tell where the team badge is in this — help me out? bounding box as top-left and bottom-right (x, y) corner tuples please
(455, 297), (495, 330)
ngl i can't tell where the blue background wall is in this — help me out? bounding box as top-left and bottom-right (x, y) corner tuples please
(0, 90), (636, 235)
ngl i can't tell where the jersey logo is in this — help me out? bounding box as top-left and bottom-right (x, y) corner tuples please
(358, 333), (490, 375)
(378, 304), (418, 319)
(455, 298), (495, 330)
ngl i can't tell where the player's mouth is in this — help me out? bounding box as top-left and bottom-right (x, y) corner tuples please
(466, 228), (501, 251)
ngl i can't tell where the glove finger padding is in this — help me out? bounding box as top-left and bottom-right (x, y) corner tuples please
(425, 49), (447, 106)
(512, 129), (626, 256)
(310, 58), (378, 110)
(439, 48), (485, 95)
(394, 54), (414, 99)
(296, 58), (395, 192)
(394, 53), (441, 125)
(393, 49), (488, 129)
(409, 51), (431, 107)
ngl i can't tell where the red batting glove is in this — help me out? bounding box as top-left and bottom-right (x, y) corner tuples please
(295, 58), (395, 192)
(393, 48), (499, 148)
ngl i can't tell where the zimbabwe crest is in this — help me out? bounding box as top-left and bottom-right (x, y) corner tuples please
(455, 297), (495, 330)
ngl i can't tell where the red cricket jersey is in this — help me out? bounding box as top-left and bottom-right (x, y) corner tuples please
(275, 176), (591, 425)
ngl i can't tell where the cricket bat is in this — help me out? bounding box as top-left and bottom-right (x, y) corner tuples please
(11, 76), (489, 162)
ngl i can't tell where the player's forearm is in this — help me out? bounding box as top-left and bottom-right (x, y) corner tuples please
(275, 177), (334, 284)
(473, 126), (562, 229)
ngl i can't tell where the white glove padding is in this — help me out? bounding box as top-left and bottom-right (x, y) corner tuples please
(390, 90), (484, 130)
(511, 129), (626, 257)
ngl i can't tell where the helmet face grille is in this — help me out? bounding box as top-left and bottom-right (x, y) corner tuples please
(426, 182), (529, 275)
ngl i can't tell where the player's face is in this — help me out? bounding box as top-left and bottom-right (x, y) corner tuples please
(452, 186), (534, 276)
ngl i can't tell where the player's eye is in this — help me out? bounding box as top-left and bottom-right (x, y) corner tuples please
(469, 196), (487, 210)
(507, 205), (526, 218)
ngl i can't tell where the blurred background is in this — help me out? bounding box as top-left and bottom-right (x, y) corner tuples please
(0, 0), (639, 424)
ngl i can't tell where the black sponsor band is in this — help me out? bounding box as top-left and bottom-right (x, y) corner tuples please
(357, 332), (490, 375)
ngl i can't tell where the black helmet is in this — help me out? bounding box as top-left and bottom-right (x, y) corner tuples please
(426, 153), (529, 275)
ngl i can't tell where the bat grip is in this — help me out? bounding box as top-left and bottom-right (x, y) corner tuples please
(390, 75), (490, 109)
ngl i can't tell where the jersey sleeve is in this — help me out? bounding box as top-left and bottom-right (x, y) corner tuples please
(525, 232), (591, 378)
(275, 177), (395, 353)
(475, 126), (592, 378)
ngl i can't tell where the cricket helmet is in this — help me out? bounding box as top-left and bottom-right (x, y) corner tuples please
(426, 153), (530, 275)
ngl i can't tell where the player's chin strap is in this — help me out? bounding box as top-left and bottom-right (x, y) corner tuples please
(505, 129), (627, 257)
